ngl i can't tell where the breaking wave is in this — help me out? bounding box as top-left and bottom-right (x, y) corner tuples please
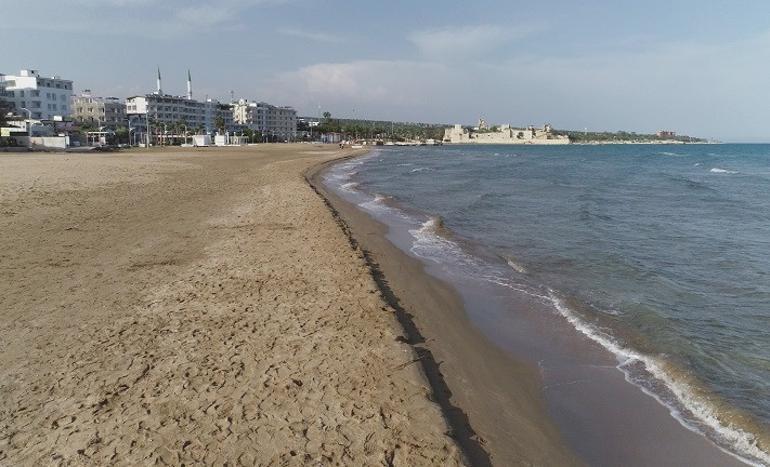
(549, 294), (770, 466)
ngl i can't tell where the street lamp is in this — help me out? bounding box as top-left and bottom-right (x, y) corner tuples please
(145, 113), (151, 146)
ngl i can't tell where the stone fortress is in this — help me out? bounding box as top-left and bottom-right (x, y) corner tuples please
(444, 118), (570, 145)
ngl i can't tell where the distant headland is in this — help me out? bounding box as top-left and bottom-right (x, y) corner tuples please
(442, 118), (709, 145)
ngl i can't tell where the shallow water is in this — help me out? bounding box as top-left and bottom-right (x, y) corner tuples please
(324, 144), (770, 465)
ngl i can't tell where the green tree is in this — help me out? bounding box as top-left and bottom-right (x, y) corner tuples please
(215, 116), (225, 133)
(115, 126), (129, 144)
(0, 97), (9, 127)
(322, 111), (331, 122)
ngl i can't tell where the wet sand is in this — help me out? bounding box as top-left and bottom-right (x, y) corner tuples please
(309, 155), (750, 467)
(0, 145), (463, 466)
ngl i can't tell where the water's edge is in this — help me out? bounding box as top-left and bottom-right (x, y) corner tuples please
(319, 149), (768, 466)
(304, 153), (496, 467)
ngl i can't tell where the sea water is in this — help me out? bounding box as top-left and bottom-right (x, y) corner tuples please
(324, 144), (770, 465)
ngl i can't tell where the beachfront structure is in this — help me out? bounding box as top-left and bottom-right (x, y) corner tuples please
(126, 95), (233, 133)
(0, 69), (73, 120)
(232, 99), (297, 139)
(71, 91), (126, 126)
(444, 123), (570, 145)
(125, 69), (233, 134)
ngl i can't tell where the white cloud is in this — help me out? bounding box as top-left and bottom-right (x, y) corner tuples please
(278, 28), (341, 43)
(175, 4), (236, 27)
(263, 60), (460, 119)
(3, 0), (294, 37)
(260, 29), (770, 139)
(409, 24), (541, 57)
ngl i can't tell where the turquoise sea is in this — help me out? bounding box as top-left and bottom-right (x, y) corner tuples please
(324, 144), (770, 465)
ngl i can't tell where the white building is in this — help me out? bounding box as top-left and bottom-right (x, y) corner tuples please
(72, 91), (126, 126)
(443, 123), (570, 145)
(0, 69), (73, 120)
(232, 99), (297, 138)
(125, 69), (233, 134)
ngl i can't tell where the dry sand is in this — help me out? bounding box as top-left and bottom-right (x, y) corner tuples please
(0, 145), (464, 466)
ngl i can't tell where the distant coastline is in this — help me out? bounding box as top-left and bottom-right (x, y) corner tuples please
(441, 119), (710, 145)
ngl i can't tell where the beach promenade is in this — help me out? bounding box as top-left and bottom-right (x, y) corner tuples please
(0, 145), (462, 465)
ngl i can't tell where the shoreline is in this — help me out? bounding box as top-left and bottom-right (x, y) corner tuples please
(304, 155), (493, 467)
(310, 150), (756, 466)
(306, 155), (581, 466)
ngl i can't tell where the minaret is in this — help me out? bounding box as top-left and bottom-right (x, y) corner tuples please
(156, 67), (163, 95)
(187, 69), (192, 100)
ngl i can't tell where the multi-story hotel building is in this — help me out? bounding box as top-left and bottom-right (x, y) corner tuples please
(232, 99), (297, 138)
(71, 91), (126, 126)
(125, 69), (232, 134)
(0, 69), (73, 120)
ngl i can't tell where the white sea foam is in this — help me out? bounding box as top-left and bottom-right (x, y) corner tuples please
(340, 181), (359, 192)
(408, 217), (463, 264)
(711, 168), (739, 174)
(548, 293), (769, 466)
(358, 194), (403, 217)
(506, 258), (527, 274)
(410, 167), (433, 173)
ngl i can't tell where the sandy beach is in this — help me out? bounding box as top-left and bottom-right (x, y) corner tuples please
(0, 145), (464, 466)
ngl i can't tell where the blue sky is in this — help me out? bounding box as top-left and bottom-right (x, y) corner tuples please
(2, 0), (770, 140)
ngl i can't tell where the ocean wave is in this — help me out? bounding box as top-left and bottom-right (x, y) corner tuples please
(359, 193), (390, 208)
(410, 167), (432, 173)
(408, 216), (459, 264)
(665, 173), (716, 191)
(504, 256), (527, 274)
(407, 216), (521, 280)
(711, 168), (739, 174)
(548, 293), (770, 466)
(357, 193), (405, 219)
(658, 151), (684, 157)
(340, 181), (359, 192)
(391, 201), (770, 464)
(409, 219), (549, 301)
